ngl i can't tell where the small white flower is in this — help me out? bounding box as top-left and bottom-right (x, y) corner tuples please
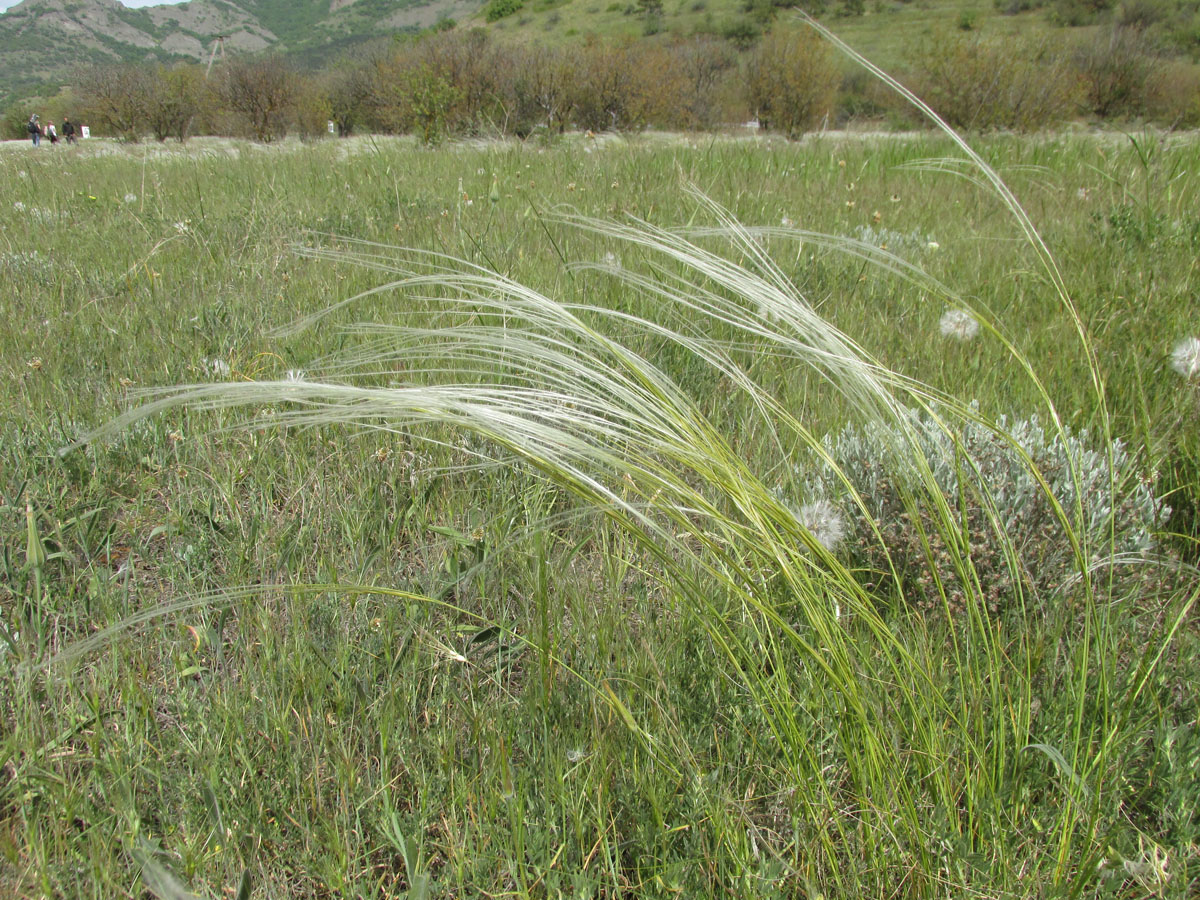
(18, 171), (27, 179)
(794, 499), (847, 552)
(1170, 336), (1200, 379)
(173, 220), (190, 234)
(203, 358), (231, 378)
(12, 201), (25, 212)
(939, 309), (980, 341)
(124, 193), (138, 204)
(781, 216), (794, 228)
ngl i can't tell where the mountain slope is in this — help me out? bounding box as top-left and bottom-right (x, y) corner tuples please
(0, 0), (475, 101)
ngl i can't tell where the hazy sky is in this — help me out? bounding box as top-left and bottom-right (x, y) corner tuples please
(0, 1), (190, 13)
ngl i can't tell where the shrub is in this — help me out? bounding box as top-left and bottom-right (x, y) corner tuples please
(745, 26), (840, 137)
(1144, 58), (1200, 127)
(1050, 0), (1113, 25)
(912, 31), (1080, 131)
(1073, 25), (1160, 119)
(495, 42), (576, 136)
(361, 30), (505, 140)
(719, 16), (762, 48)
(74, 63), (154, 141)
(568, 37), (649, 132)
(145, 64), (208, 143)
(485, 0), (524, 22)
(216, 56), (300, 142)
(800, 408), (1168, 613)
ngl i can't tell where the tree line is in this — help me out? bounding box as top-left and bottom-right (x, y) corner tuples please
(6, 21), (1198, 144)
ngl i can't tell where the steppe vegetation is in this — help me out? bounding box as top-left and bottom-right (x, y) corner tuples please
(1, 86), (1198, 896)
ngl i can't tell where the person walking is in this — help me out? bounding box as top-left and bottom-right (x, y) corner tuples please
(46, 120), (58, 145)
(28, 114), (41, 147)
(62, 118), (76, 144)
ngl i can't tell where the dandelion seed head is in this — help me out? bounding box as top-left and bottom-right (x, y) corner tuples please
(1170, 336), (1200, 379)
(203, 358), (231, 378)
(794, 500), (847, 552)
(939, 309), (979, 341)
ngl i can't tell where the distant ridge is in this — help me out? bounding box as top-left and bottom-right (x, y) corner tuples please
(0, 0), (479, 101)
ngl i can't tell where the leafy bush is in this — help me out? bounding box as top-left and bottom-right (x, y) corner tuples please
(485, 0), (524, 22)
(216, 56), (300, 142)
(800, 408), (1169, 613)
(745, 26), (840, 137)
(912, 31), (1080, 131)
(1050, 0), (1113, 25)
(1073, 25), (1160, 118)
(1144, 58), (1200, 126)
(568, 37), (650, 132)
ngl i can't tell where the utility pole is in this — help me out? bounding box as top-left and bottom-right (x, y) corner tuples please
(204, 35), (227, 79)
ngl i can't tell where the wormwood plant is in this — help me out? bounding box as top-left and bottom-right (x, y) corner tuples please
(801, 407), (1169, 614)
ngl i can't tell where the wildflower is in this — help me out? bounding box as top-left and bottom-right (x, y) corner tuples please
(124, 193), (137, 204)
(1170, 337), (1200, 379)
(890, 194), (901, 203)
(173, 220), (189, 234)
(927, 241), (940, 250)
(939, 308), (980, 341)
(845, 200), (855, 210)
(13, 201), (25, 212)
(794, 500), (847, 551)
(203, 358), (231, 378)
(872, 210), (882, 223)
(780, 216), (794, 227)
(18, 171), (27, 178)
(567, 182), (576, 191)
(1076, 187), (1090, 201)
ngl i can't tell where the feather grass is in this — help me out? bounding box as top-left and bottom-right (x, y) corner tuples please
(49, 31), (1194, 897)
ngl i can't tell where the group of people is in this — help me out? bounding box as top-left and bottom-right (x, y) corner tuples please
(26, 114), (78, 147)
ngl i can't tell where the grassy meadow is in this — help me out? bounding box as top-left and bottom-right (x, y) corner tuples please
(0, 127), (1198, 898)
